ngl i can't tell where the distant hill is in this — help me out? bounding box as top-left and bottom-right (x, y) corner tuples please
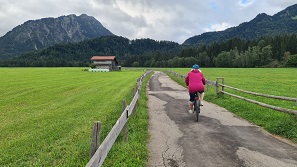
(0, 14), (113, 59)
(0, 35), (180, 67)
(183, 4), (297, 45)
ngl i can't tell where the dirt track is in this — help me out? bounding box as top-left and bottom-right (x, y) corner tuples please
(147, 71), (297, 167)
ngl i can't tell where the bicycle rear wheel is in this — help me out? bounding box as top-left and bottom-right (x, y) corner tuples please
(195, 100), (200, 122)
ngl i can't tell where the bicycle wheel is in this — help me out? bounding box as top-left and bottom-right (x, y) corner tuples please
(195, 99), (200, 122)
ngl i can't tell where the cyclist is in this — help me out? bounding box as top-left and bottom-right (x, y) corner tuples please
(185, 64), (206, 114)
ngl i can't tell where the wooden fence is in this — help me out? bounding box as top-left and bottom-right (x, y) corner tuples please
(86, 70), (153, 167)
(215, 77), (297, 116)
(165, 70), (297, 116)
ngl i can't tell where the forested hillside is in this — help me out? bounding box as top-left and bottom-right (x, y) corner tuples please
(125, 34), (297, 68)
(0, 34), (296, 68)
(0, 36), (179, 67)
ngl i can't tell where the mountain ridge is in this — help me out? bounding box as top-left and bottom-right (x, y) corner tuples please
(1, 4), (297, 60)
(0, 14), (113, 59)
(183, 3), (297, 45)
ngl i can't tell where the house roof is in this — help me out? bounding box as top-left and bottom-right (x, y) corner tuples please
(91, 56), (118, 64)
(91, 56), (116, 61)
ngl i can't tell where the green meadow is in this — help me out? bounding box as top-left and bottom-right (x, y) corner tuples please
(165, 68), (297, 142)
(1, 67), (296, 167)
(0, 68), (148, 166)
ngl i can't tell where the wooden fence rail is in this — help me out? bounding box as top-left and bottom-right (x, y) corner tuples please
(86, 70), (153, 167)
(215, 77), (297, 116)
(218, 83), (297, 102)
(164, 70), (297, 116)
(221, 91), (297, 115)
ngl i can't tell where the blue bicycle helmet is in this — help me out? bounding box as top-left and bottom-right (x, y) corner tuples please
(192, 64), (200, 69)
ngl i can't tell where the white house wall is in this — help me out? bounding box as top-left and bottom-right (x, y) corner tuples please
(95, 65), (110, 69)
(93, 60), (112, 64)
(92, 59), (120, 70)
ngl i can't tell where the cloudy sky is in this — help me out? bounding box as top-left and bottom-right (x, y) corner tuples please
(0, 0), (296, 43)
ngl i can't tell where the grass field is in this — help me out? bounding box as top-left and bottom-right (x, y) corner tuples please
(165, 68), (297, 142)
(1, 67), (296, 166)
(0, 68), (147, 166)
(102, 71), (152, 167)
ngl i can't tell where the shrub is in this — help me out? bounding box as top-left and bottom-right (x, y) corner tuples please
(89, 63), (96, 69)
(285, 54), (297, 67)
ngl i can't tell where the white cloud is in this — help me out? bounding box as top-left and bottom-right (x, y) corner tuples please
(204, 22), (232, 32)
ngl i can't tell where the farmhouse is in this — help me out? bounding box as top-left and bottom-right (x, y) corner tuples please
(91, 56), (121, 71)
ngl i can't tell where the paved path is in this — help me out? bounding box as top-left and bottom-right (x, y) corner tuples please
(147, 71), (297, 167)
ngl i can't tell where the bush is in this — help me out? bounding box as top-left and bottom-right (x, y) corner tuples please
(285, 54), (297, 67)
(89, 63), (96, 69)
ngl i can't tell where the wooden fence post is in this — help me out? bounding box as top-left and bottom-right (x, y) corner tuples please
(216, 78), (219, 94)
(136, 88), (140, 110)
(122, 100), (128, 142)
(221, 78), (225, 92)
(132, 89), (139, 116)
(132, 87), (137, 116)
(90, 121), (101, 158)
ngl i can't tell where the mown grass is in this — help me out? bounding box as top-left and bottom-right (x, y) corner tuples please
(164, 68), (297, 142)
(0, 68), (146, 166)
(103, 71), (153, 167)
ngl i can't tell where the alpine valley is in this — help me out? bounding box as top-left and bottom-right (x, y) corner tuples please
(0, 4), (297, 67)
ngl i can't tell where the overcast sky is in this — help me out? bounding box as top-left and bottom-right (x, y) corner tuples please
(0, 0), (296, 44)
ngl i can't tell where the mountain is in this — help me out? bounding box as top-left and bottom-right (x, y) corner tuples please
(0, 14), (113, 59)
(183, 3), (297, 45)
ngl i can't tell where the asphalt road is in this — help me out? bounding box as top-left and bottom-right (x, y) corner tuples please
(147, 71), (297, 167)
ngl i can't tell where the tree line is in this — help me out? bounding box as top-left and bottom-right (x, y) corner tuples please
(124, 34), (297, 68)
(0, 34), (296, 68)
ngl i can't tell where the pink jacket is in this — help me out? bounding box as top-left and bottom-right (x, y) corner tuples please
(185, 69), (206, 93)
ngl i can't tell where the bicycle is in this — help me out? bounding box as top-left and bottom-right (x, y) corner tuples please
(193, 93), (200, 122)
